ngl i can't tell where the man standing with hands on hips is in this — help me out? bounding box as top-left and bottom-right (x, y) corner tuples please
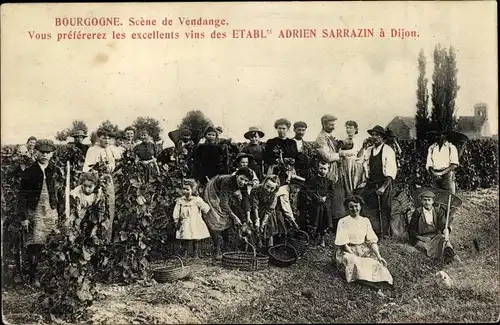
(425, 130), (459, 195)
(361, 125), (397, 239)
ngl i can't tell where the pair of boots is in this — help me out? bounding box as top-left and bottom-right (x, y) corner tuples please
(182, 240), (200, 259)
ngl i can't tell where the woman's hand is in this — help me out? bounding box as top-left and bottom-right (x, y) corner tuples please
(21, 220), (29, 232)
(246, 216), (253, 226)
(233, 217), (242, 227)
(376, 186), (386, 196)
(443, 228), (450, 241)
(377, 256), (388, 267)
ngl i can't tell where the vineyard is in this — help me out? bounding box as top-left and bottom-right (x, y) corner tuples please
(1, 138), (499, 323)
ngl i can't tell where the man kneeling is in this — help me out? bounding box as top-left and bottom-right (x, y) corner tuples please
(408, 190), (460, 263)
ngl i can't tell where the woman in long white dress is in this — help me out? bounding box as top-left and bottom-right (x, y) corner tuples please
(334, 195), (393, 289)
(339, 121), (366, 196)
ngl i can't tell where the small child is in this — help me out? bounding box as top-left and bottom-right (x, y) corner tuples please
(173, 179), (211, 258)
(176, 129), (195, 156)
(69, 172), (104, 234)
(250, 175), (281, 248)
(305, 160), (335, 247)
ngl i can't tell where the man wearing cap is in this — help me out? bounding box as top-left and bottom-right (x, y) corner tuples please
(315, 115), (346, 223)
(69, 130), (89, 156)
(361, 125), (397, 238)
(408, 190), (460, 263)
(66, 130), (89, 171)
(426, 130), (459, 195)
(17, 139), (62, 286)
(83, 127), (118, 242)
(292, 121), (313, 230)
(292, 121), (313, 178)
(241, 127), (266, 180)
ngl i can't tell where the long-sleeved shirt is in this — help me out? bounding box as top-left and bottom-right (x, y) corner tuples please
(316, 130), (341, 182)
(83, 145), (117, 173)
(426, 141), (459, 171)
(363, 143), (397, 180)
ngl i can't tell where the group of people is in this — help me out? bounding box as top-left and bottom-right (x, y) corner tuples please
(14, 114), (462, 290)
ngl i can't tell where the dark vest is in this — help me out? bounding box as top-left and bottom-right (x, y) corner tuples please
(369, 145), (386, 184)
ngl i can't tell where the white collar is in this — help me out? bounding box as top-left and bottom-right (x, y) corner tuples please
(38, 162), (49, 170)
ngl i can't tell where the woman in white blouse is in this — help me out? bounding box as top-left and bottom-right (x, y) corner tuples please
(339, 120), (366, 196)
(334, 195), (393, 289)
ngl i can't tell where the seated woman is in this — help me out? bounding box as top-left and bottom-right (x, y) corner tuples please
(334, 195), (393, 290)
(408, 190), (460, 263)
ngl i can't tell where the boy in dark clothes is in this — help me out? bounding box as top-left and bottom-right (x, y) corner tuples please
(305, 160), (336, 247)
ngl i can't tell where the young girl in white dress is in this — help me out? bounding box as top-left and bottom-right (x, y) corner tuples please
(173, 179), (211, 258)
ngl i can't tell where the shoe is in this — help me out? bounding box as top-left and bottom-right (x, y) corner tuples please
(451, 254), (462, 264)
(214, 246), (223, 261)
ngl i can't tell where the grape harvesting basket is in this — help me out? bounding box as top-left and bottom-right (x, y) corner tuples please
(287, 230), (310, 257)
(221, 242), (269, 271)
(268, 243), (298, 267)
(152, 255), (190, 283)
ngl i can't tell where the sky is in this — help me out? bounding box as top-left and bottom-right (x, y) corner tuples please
(1, 2), (497, 147)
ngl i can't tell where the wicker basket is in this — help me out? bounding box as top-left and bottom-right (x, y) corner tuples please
(268, 243), (298, 267)
(221, 242), (269, 271)
(287, 230), (310, 257)
(152, 255), (190, 283)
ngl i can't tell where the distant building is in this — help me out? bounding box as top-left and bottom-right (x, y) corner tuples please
(385, 116), (416, 140)
(386, 103), (492, 140)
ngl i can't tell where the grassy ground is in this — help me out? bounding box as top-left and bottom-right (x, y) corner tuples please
(2, 187), (499, 324)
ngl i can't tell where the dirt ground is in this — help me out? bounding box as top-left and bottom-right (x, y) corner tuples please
(2, 187), (499, 324)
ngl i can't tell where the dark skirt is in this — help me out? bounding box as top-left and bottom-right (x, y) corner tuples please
(331, 180), (346, 220)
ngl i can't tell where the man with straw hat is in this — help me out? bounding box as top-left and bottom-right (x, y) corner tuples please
(17, 139), (61, 287)
(241, 126), (265, 180)
(360, 125), (397, 239)
(408, 190), (460, 263)
(70, 129), (89, 154)
(426, 130), (460, 195)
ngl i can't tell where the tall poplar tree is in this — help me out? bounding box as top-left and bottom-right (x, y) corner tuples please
(415, 49), (430, 142)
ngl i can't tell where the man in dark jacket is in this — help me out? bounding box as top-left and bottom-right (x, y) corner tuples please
(18, 139), (62, 286)
(408, 190), (460, 263)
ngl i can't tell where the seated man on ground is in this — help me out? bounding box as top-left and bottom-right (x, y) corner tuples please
(408, 190), (461, 263)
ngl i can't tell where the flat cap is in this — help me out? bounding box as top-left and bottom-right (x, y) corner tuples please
(35, 139), (56, 152)
(420, 190), (436, 199)
(293, 121), (308, 129)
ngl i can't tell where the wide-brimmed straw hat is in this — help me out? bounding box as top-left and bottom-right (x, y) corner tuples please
(244, 127), (265, 140)
(427, 129), (469, 144)
(71, 130), (88, 138)
(367, 125), (386, 137)
(35, 139), (56, 152)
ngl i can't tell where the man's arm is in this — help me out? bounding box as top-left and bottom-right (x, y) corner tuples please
(425, 145), (434, 172)
(316, 136), (340, 162)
